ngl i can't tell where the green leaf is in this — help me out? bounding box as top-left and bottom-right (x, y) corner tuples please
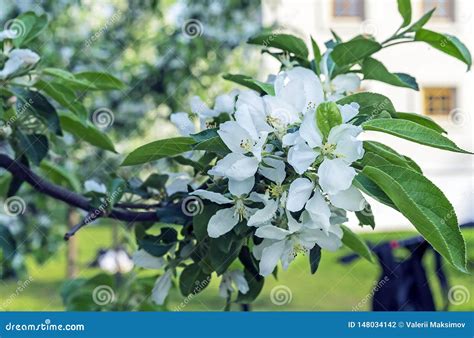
(0, 224), (17, 258)
(11, 12), (48, 47)
(341, 225), (374, 263)
(316, 102), (342, 139)
(35, 80), (87, 118)
(310, 36), (321, 75)
(16, 132), (48, 166)
(74, 72), (125, 90)
(309, 245), (322, 274)
(247, 32), (309, 60)
(407, 8), (436, 32)
(179, 263), (211, 296)
(108, 178), (126, 206)
(331, 38), (382, 66)
(59, 110), (116, 152)
(121, 137), (195, 166)
(353, 172), (397, 210)
(394, 112), (446, 134)
(138, 228), (178, 258)
(362, 58), (418, 90)
(209, 236), (243, 275)
(15, 89), (62, 135)
(363, 140), (422, 173)
(362, 118), (471, 154)
(415, 29), (472, 70)
(42, 68), (92, 89)
(337, 92), (396, 124)
(355, 208), (376, 229)
(193, 136), (230, 156)
(362, 165), (467, 272)
(397, 0), (412, 28)
(40, 160), (81, 192)
(236, 269), (264, 303)
(222, 74), (274, 95)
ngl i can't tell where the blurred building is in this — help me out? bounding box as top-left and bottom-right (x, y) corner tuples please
(261, 0), (473, 231)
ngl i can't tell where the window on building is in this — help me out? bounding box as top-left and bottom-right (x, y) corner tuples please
(333, 0), (364, 19)
(423, 0), (454, 20)
(423, 87), (456, 115)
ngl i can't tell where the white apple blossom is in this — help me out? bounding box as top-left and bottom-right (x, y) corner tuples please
(253, 211), (342, 276)
(219, 270), (249, 298)
(0, 49), (41, 80)
(152, 270), (173, 305)
(132, 249), (165, 269)
(84, 179), (107, 194)
(98, 249), (134, 274)
(191, 175), (279, 237)
(320, 50), (361, 101)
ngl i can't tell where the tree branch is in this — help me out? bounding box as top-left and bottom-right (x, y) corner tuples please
(0, 154), (161, 224)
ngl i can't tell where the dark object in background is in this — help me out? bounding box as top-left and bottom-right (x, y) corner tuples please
(370, 241), (447, 311)
(339, 222), (474, 311)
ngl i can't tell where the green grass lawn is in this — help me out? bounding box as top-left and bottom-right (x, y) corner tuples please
(1, 226), (473, 311)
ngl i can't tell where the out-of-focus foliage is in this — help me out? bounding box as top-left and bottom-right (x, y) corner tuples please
(0, 0), (261, 279)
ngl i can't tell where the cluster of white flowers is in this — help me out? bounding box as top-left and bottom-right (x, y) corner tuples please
(171, 62), (367, 278)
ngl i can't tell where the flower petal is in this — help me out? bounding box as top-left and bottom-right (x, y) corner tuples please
(263, 95), (300, 128)
(255, 225), (290, 240)
(228, 176), (255, 197)
(328, 185), (366, 211)
(259, 157), (286, 184)
(208, 153), (259, 181)
(189, 95), (217, 118)
(331, 73), (361, 93)
(286, 177), (314, 212)
(275, 67), (324, 115)
(217, 121), (251, 154)
(230, 270), (249, 294)
(170, 112), (196, 136)
(214, 92), (237, 114)
(207, 207), (239, 238)
(248, 198), (279, 227)
(288, 142), (317, 175)
(318, 158), (356, 195)
(304, 189), (331, 233)
(191, 190), (232, 204)
(132, 249), (165, 270)
(152, 270), (173, 305)
(259, 240), (286, 276)
(299, 109), (323, 148)
(338, 102), (360, 123)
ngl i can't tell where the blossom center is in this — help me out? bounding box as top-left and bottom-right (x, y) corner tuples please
(239, 138), (254, 152)
(321, 142), (336, 156)
(233, 199), (247, 221)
